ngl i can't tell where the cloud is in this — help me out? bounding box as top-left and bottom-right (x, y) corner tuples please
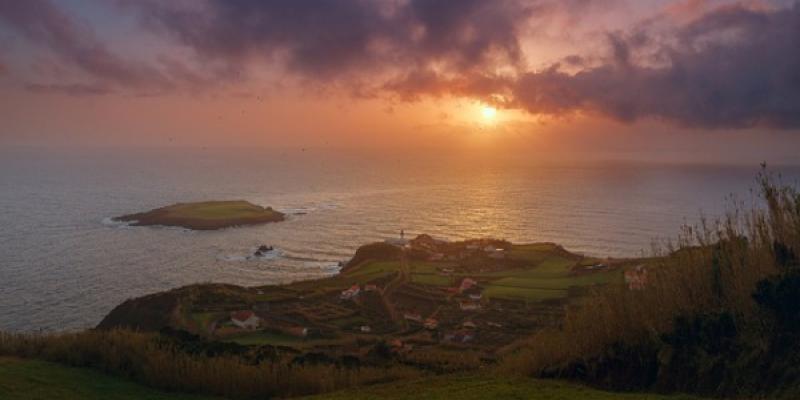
(0, 0), (170, 92)
(2, 0), (798, 130)
(510, 3), (800, 128)
(122, 0), (537, 79)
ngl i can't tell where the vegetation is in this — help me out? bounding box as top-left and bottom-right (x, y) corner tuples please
(0, 357), (220, 400)
(114, 200), (284, 230)
(0, 330), (420, 399)
(502, 170), (800, 398)
(6, 169), (799, 399)
(302, 374), (706, 400)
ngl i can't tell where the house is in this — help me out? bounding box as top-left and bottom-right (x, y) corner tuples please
(230, 310), (260, 330)
(459, 278), (477, 293)
(428, 252), (445, 261)
(340, 284), (361, 300)
(385, 237), (409, 247)
(443, 287), (459, 294)
(624, 265), (648, 290)
(438, 267), (455, 276)
(443, 330), (474, 343)
(282, 326), (308, 338)
(464, 286), (483, 300)
(459, 300), (481, 311)
(403, 312), (422, 323)
(364, 284), (379, 292)
(462, 321), (477, 329)
(360, 325), (372, 333)
(424, 318), (439, 330)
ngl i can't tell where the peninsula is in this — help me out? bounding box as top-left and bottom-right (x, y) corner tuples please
(114, 200), (285, 230)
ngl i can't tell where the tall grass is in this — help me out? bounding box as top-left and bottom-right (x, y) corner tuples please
(0, 329), (420, 399)
(502, 169), (800, 376)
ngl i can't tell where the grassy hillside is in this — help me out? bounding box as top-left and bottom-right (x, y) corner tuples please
(0, 356), (707, 400)
(0, 357), (220, 400)
(302, 374), (706, 400)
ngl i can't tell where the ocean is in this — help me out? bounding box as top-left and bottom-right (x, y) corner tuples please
(1, 147), (797, 332)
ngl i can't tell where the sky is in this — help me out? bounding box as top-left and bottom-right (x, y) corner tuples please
(0, 0), (799, 164)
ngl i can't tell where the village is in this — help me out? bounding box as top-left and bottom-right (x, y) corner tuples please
(142, 233), (651, 367)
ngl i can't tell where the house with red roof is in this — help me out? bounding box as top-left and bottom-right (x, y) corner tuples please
(230, 310), (261, 330)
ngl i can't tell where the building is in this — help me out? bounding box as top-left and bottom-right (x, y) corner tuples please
(443, 330), (475, 344)
(340, 284), (361, 300)
(624, 265), (648, 290)
(364, 284), (379, 292)
(459, 278), (477, 293)
(282, 326), (308, 338)
(385, 237), (409, 247)
(464, 286), (483, 300)
(424, 318), (439, 330)
(428, 252), (445, 261)
(403, 312), (422, 323)
(230, 310), (261, 330)
(459, 300), (481, 311)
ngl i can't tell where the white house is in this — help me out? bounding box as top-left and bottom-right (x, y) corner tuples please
(230, 310), (261, 330)
(341, 284), (361, 300)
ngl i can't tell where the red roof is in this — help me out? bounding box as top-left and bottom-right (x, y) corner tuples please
(231, 310), (255, 322)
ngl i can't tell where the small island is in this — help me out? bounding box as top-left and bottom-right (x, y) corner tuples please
(114, 200), (285, 230)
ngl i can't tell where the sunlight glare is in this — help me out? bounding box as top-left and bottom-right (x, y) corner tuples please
(481, 106), (497, 121)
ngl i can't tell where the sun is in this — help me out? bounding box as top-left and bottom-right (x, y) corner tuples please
(481, 106), (497, 121)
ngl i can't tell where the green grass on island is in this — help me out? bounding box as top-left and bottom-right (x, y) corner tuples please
(302, 375), (706, 400)
(114, 200), (285, 230)
(0, 357), (220, 400)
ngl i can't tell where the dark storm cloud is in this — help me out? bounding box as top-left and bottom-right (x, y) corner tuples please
(512, 3), (800, 128)
(123, 0), (535, 78)
(0, 0), (169, 92)
(2, 0), (798, 130)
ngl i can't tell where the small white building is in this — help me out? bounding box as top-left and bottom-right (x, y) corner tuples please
(230, 310), (261, 330)
(341, 284), (361, 300)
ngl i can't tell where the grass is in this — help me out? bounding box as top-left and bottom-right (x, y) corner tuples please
(227, 331), (303, 346)
(411, 273), (452, 286)
(343, 261), (402, 278)
(483, 286), (567, 301)
(116, 200), (284, 230)
(302, 374), (707, 400)
(164, 201), (277, 220)
(0, 357), (220, 400)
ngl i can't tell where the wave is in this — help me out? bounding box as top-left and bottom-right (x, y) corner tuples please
(101, 217), (134, 228)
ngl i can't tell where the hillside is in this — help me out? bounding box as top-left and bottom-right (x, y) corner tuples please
(301, 374), (705, 400)
(0, 357), (220, 400)
(98, 235), (643, 370)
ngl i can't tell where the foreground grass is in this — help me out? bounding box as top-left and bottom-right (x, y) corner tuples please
(302, 374), (706, 400)
(0, 357), (220, 400)
(0, 356), (708, 400)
